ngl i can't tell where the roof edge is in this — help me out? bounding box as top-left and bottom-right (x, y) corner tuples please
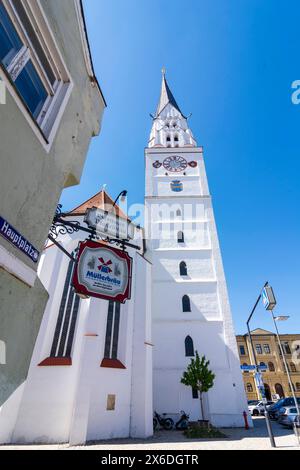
(75, 0), (107, 107)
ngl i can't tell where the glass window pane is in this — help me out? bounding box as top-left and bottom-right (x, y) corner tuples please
(11, 0), (56, 85)
(14, 59), (47, 119)
(0, 0), (23, 67)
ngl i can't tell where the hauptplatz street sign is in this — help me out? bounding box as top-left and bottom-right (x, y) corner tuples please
(0, 216), (40, 263)
(72, 240), (132, 304)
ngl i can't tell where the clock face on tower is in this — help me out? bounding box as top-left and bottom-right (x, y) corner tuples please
(163, 156), (188, 173)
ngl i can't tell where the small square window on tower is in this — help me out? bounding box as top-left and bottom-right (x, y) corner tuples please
(107, 394), (116, 411)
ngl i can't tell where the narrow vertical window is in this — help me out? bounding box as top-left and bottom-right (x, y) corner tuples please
(178, 231), (185, 244)
(180, 261), (188, 276)
(185, 336), (194, 357)
(40, 256), (80, 366)
(182, 295), (191, 313)
(102, 302), (125, 369)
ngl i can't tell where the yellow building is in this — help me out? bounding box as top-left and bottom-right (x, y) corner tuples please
(236, 329), (300, 401)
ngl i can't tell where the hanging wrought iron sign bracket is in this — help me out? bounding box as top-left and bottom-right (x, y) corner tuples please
(48, 205), (140, 263)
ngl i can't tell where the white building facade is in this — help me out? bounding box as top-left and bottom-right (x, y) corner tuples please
(0, 73), (249, 445)
(0, 192), (153, 445)
(146, 72), (249, 427)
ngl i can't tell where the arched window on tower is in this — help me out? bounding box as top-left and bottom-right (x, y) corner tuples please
(174, 135), (179, 142)
(180, 261), (188, 276)
(182, 295), (191, 313)
(178, 231), (185, 244)
(176, 209), (182, 217)
(166, 135), (171, 142)
(247, 383), (253, 393)
(185, 336), (194, 357)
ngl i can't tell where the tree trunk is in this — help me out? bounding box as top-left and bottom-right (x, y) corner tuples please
(200, 392), (205, 421)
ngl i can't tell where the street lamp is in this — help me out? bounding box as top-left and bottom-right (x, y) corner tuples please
(270, 313), (300, 423)
(274, 316), (290, 322)
(113, 190), (128, 207)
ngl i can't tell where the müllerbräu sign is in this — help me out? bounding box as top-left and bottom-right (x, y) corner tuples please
(72, 240), (132, 304)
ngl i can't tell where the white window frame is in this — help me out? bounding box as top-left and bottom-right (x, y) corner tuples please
(0, 0), (73, 152)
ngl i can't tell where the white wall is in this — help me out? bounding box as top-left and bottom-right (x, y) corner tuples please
(0, 223), (153, 444)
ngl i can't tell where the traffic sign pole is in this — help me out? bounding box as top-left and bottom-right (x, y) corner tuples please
(246, 282), (276, 448)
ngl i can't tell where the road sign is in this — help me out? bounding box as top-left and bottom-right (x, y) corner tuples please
(84, 207), (135, 241)
(0, 216), (40, 263)
(240, 365), (256, 371)
(258, 365), (268, 372)
(262, 286), (277, 311)
(254, 372), (267, 399)
(72, 240), (132, 304)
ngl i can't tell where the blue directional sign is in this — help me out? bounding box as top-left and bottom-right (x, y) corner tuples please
(240, 365), (256, 371)
(0, 216), (40, 263)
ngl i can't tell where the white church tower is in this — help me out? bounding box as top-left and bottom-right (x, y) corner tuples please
(145, 71), (249, 427)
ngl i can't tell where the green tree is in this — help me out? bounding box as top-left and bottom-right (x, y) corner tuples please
(181, 352), (215, 421)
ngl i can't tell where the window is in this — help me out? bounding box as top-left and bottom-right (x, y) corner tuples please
(49, 256), (80, 361)
(247, 383), (253, 393)
(288, 383), (296, 392)
(176, 209), (182, 217)
(296, 383), (300, 392)
(282, 342), (292, 355)
(174, 135), (179, 142)
(0, 0), (71, 145)
(275, 383), (285, 398)
(180, 261), (188, 276)
(260, 362), (267, 369)
(166, 136), (171, 142)
(268, 362), (275, 372)
(185, 336), (194, 357)
(263, 344), (271, 354)
(178, 231), (185, 244)
(255, 344), (262, 355)
(182, 295), (191, 313)
(290, 362), (297, 373)
(192, 388), (198, 399)
(104, 302), (121, 360)
(243, 363), (249, 374)
(239, 345), (246, 356)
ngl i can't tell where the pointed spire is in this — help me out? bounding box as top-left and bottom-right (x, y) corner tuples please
(156, 68), (182, 117)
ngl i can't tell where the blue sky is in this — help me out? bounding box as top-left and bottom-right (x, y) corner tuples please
(61, 0), (300, 335)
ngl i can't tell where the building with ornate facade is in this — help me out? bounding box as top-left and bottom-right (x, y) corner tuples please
(237, 329), (300, 401)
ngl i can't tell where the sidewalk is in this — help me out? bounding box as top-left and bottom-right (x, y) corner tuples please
(1, 418), (299, 450)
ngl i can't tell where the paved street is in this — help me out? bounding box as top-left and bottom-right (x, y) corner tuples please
(0, 418), (299, 451)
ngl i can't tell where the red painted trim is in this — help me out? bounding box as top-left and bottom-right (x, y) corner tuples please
(100, 358), (126, 370)
(38, 357), (72, 367)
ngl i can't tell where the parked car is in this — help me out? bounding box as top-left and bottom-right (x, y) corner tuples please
(248, 400), (274, 416)
(278, 407), (298, 428)
(268, 398), (300, 420)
